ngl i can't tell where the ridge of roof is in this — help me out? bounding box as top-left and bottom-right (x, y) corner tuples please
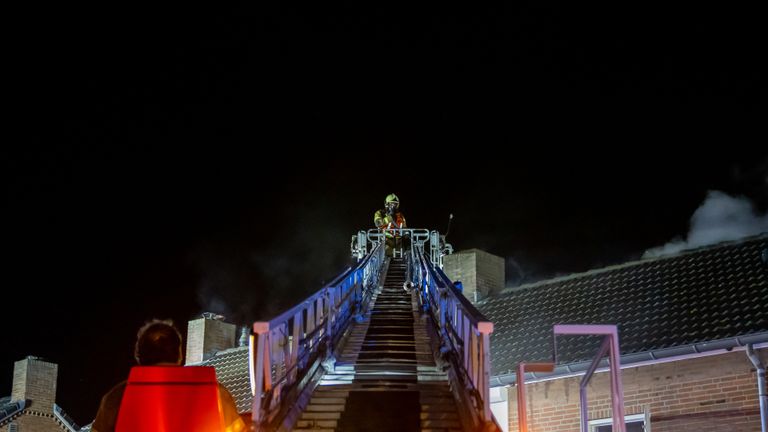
(487, 232), (768, 301)
(204, 345), (248, 359)
(185, 345), (248, 367)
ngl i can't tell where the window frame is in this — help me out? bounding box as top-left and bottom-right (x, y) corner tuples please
(588, 413), (649, 432)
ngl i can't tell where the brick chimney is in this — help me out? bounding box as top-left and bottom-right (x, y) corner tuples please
(11, 356), (58, 414)
(185, 314), (236, 364)
(443, 248), (505, 303)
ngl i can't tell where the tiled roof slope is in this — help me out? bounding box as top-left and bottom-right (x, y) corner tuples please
(199, 346), (252, 413)
(0, 397), (18, 424)
(477, 234), (768, 377)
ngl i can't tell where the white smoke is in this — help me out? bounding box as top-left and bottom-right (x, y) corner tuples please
(644, 190), (768, 258)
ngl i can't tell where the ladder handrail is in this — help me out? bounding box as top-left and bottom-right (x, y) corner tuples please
(248, 225), (500, 431)
(410, 248), (498, 431)
(266, 266), (352, 329)
(249, 243), (385, 431)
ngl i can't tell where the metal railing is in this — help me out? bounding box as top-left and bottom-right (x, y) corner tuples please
(249, 243), (385, 431)
(407, 243), (501, 431)
(351, 228), (453, 267)
(250, 226), (498, 431)
(553, 325), (626, 432)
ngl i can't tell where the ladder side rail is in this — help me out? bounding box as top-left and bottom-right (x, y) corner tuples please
(251, 243), (385, 431)
(413, 248), (498, 430)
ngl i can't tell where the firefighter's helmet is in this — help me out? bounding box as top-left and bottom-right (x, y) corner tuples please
(385, 193), (399, 205)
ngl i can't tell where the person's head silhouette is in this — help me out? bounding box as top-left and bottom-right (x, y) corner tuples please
(134, 319), (183, 366)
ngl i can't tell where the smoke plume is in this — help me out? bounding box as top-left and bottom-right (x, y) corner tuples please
(191, 196), (354, 325)
(643, 190), (768, 258)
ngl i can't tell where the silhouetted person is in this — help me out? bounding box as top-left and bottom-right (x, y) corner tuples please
(92, 319), (246, 432)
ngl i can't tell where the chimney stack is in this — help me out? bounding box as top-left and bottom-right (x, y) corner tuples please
(443, 248), (505, 303)
(12, 356), (58, 414)
(185, 313), (236, 364)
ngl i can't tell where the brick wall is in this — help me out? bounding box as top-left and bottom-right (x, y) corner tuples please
(11, 358), (57, 416)
(3, 357), (65, 431)
(444, 249), (504, 303)
(185, 317), (236, 364)
(444, 252), (477, 300)
(505, 349), (765, 432)
(1, 412), (65, 432)
(475, 249), (504, 299)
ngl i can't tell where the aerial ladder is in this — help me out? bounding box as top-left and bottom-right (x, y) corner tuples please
(247, 228), (501, 432)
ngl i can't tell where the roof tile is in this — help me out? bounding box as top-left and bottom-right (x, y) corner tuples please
(477, 235), (768, 376)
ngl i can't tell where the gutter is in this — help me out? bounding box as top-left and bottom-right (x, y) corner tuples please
(490, 331), (768, 387)
(747, 344), (767, 432)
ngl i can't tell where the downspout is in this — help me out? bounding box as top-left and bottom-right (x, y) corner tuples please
(747, 344), (767, 432)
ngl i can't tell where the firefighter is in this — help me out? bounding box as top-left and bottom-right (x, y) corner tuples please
(374, 193), (408, 257)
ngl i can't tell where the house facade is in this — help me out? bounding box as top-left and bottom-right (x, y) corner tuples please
(478, 234), (768, 432)
(0, 357), (80, 432)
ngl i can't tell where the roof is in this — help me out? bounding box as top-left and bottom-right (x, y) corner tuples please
(0, 397), (20, 424)
(54, 403), (82, 431)
(0, 400), (74, 431)
(477, 234), (768, 378)
(198, 346), (252, 413)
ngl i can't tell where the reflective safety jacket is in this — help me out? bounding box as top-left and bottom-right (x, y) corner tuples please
(374, 209), (407, 237)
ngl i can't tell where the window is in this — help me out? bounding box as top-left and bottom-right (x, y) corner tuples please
(9, 423), (19, 432)
(589, 413), (648, 432)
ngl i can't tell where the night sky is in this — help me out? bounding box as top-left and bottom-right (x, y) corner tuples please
(4, 1), (766, 424)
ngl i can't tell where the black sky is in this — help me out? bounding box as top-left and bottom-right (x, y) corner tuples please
(3, 0), (767, 424)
